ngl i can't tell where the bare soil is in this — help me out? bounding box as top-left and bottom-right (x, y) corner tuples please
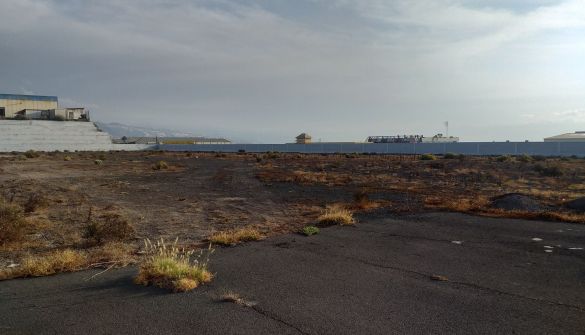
(1, 151), (584, 277)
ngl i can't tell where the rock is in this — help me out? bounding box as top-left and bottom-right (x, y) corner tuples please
(430, 275), (448, 281)
(490, 193), (542, 212)
(565, 197), (585, 212)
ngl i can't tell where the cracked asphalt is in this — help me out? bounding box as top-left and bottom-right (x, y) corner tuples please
(1, 212), (584, 334)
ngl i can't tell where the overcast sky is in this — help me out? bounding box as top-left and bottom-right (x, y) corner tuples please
(1, 0), (584, 142)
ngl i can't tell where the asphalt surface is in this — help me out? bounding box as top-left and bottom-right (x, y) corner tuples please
(1, 212), (584, 335)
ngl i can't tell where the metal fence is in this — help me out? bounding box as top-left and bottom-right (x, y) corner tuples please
(157, 142), (585, 157)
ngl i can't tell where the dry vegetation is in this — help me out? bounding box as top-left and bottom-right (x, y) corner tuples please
(134, 238), (213, 292)
(1, 150), (584, 281)
(209, 227), (263, 246)
(317, 205), (355, 226)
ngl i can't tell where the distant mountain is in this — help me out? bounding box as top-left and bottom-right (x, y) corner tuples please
(95, 122), (196, 138)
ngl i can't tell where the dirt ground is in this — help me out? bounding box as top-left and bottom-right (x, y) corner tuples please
(1, 151), (584, 278)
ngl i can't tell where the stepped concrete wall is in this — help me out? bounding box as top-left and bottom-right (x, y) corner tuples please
(0, 120), (151, 152)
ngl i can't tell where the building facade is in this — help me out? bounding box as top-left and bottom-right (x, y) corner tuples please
(0, 94), (58, 119)
(0, 94), (88, 121)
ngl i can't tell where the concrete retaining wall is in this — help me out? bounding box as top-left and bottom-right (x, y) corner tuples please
(0, 120), (152, 152)
(158, 142), (585, 157)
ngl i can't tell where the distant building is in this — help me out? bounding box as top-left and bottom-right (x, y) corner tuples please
(0, 94), (89, 121)
(544, 131), (585, 142)
(296, 133), (312, 144)
(420, 133), (459, 143)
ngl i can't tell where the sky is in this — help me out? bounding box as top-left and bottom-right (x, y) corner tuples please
(1, 0), (584, 143)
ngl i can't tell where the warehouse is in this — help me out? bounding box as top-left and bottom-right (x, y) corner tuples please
(544, 132), (585, 142)
(0, 94), (89, 121)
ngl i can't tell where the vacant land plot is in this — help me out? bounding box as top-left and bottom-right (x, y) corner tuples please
(0, 151), (584, 279)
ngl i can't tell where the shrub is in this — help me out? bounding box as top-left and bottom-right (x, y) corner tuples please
(24, 150), (40, 159)
(496, 155), (511, 162)
(152, 160), (169, 170)
(301, 226), (320, 236)
(517, 154), (533, 163)
(354, 189), (369, 204)
(0, 202), (27, 243)
(443, 153), (457, 159)
(23, 193), (49, 213)
(264, 152), (280, 159)
(134, 238), (213, 292)
(317, 205), (355, 226)
(94, 159), (103, 165)
(532, 155), (547, 162)
(209, 228), (263, 246)
(85, 212), (135, 244)
(64, 156), (72, 161)
(534, 164), (563, 177)
(420, 154), (436, 161)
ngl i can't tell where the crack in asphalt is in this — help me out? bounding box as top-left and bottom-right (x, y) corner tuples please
(352, 256), (585, 312)
(288, 244), (585, 313)
(250, 305), (311, 335)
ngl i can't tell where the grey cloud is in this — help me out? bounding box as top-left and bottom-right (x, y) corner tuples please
(0, 0), (584, 142)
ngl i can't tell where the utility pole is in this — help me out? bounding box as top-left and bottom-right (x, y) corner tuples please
(445, 121), (449, 137)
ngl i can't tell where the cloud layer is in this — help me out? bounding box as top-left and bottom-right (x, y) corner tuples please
(1, 0), (584, 142)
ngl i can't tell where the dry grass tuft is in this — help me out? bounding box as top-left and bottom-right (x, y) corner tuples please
(0, 202), (28, 243)
(209, 228), (263, 246)
(134, 238), (214, 292)
(152, 160), (169, 170)
(317, 204), (355, 226)
(0, 249), (88, 279)
(89, 241), (136, 266)
(85, 212), (135, 244)
(23, 193), (49, 213)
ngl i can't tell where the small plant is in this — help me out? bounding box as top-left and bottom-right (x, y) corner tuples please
(420, 154), (436, 161)
(209, 228), (263, 246)
(64, 156), (72, 161)
(94, 159), (103, 165)
(152, 160), (169, 170)
(353, 189), (375, 209)
(534, 164), (563, 177)
(0, 202), (27, 243)
(517, 154), (533, 163)
(24, 150), (40, 159)
(23, 193), (49, 213)
(496, 155), (511, 162)
(85, 212), (135, 244)
(301, 226), (320, 236)
(317, 205), (355, 226)
(443, 153), (457, 159)
(134, 238), (214, 292)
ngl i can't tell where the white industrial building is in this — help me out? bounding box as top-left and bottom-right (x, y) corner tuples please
(544, 132), (585, 142)
(421, 133), (460, 143)
(0, 94), (89, 121)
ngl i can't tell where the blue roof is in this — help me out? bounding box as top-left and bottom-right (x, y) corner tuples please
(0, 94), (58, 102)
